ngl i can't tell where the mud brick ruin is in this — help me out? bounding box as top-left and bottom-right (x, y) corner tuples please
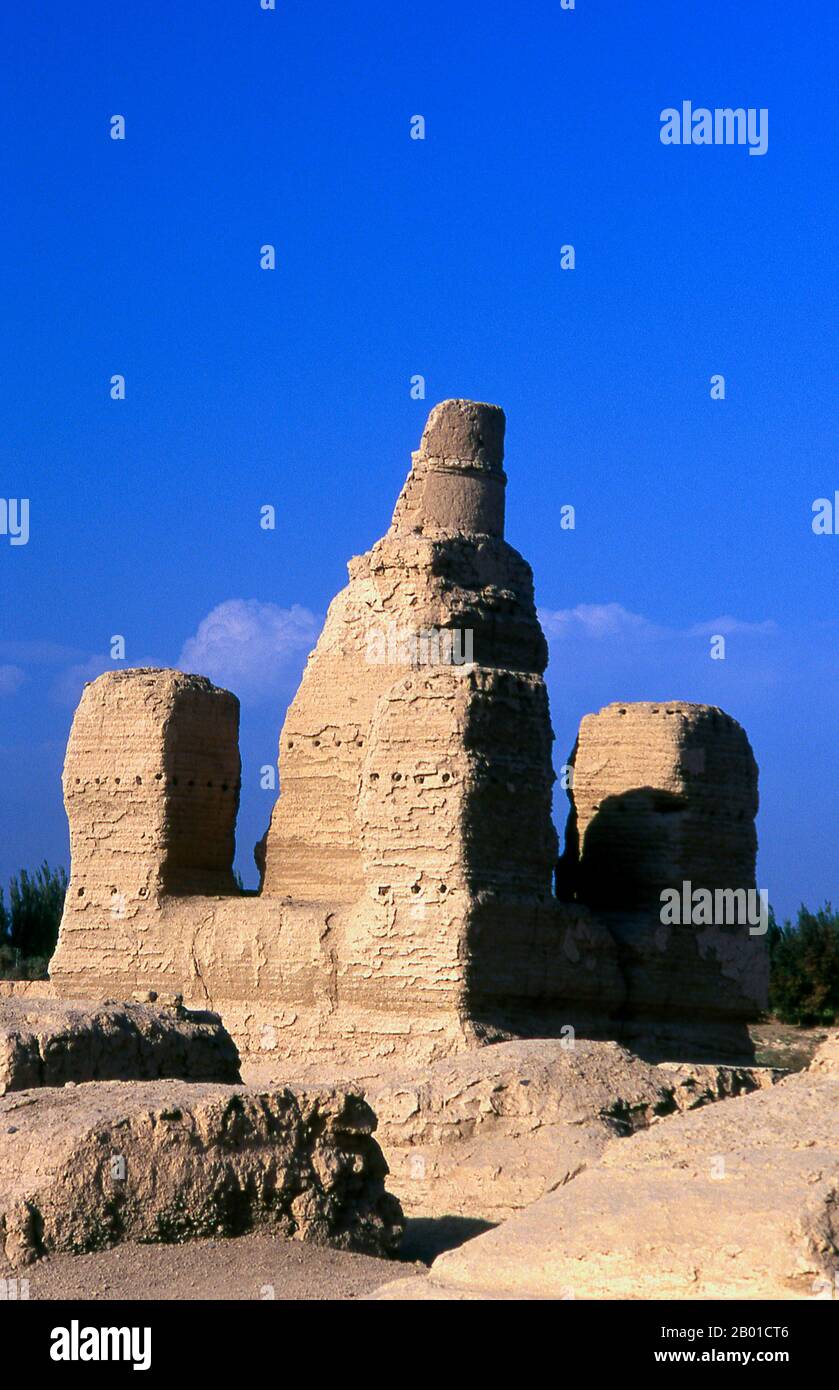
(49, 400), (768, 1070)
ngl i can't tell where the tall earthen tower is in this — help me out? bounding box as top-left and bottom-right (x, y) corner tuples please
(50, 402), (768, 1070)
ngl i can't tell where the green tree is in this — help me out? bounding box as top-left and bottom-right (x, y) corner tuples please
(0, 861), (68, 961)
(768, 903), (839, 1025)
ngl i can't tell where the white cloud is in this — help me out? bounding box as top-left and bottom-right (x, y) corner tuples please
(688, 615), (778, 637)
(0, 665), (25, 696)
(540, 603), (776, 644)
(539, 603), (660, 640)
(177, 600), (321, 701)
(47, 600), (322, 711)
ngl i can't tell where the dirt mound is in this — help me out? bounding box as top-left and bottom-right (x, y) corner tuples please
(0, 1081), (403, 1267)
(357, 1039), (780, 1221)
(0, 996), (241, 1093)
(372, 1065), (838, 1299)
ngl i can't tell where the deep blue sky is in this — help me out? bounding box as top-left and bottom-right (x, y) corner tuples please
(0, 0), (836, 915)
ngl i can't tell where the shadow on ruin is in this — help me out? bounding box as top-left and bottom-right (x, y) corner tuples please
(48, 401), (768, 1071)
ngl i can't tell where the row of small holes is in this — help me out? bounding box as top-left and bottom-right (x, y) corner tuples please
(371, 770), (451, 783)
(78, 885), (149, 898)
(287, 738), (364, 750)
(379, 883), (448, 896)
(74, 776), (234, 790)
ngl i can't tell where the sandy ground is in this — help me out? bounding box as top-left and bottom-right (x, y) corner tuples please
(0, 1233), (430, 1302)
(0, 1218), (492, 1301)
